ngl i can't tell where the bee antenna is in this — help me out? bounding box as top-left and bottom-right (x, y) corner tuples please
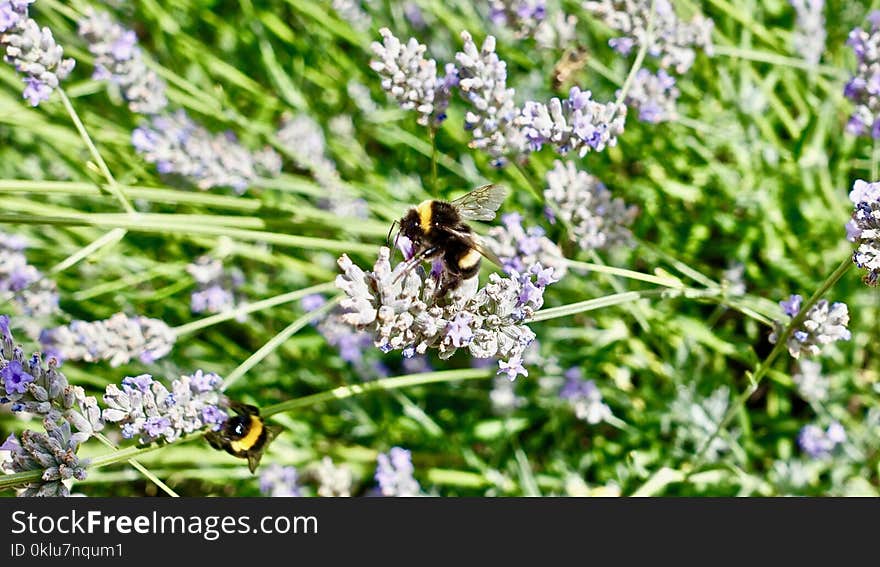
(386, 220), (398, 248)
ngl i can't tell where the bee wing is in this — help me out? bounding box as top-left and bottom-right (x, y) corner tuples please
(451, 184), (508, 221)
(246, 424), (283, 474)
(442, 228), (504, 268)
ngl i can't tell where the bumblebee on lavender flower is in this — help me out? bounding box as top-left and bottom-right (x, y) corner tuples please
(390, 184), (508, 294)
(206, 401), (281, 473)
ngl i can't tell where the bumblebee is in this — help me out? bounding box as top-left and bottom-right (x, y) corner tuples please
(552, 45), (588, 90)
(392, 183), (508, 294)
(205, 401), (281, 473)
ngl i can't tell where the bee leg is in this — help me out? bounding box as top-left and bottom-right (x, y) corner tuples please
(392, 246), (438, 284)
(437, 264), (464, 297)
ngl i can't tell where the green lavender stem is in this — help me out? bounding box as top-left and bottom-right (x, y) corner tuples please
(612, 0), (656, 109)
(687, 256), (854, 476)
(222, 296), (342, 389)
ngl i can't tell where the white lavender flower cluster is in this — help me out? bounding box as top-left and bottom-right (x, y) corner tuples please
(488, 0), (547, 38)
(1, 316), (104, 442)
(486, 212), (568, 278)
(769, 295), (851, 359)
(101, 371), (227, 444)
(276, 114), (367, 218)
(259, 464), (301, 497)
(370, 28), (458, 127)
(332, 0), (371, 33)
(186, 255), (243, 314)
(40, 312), (176, 367)
(544, 160), (637, 251)
(583, 0), (714, 74)
(0, 0), (74, 106)
(1, 419), (87, 497)
(78, 9), (168, 114)
(375, 446), (421, 496)
(519, 86), (627, 156)
(314, 457), (354, 497)
(798, 421), (845, 459)
(844, 13), (880, 138)
(336, 247), (558, 380)
(454, 32), (527, 164)
(790, 0), (826, 67)
(559, 367), (613, 424)
(619, 68), (679, 123)
(132, 110), (282, 193)
(847, 179), (880, 286)
(533, 12), (578, 50)
(301, 294), (374, 366)
(0, 232), (59, 325)
(488, 0), (577, 50)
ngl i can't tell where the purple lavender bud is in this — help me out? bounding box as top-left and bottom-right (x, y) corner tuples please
(769, 297), (850, 358)
(78, 9), (168, 114)
(375, 446), (421, 496)
(1, 2), (74, 106)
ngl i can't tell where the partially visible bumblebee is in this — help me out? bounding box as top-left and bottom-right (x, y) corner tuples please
(392, 183), (508, 294)
(552, 45), (588, 90)
(205, 401), (281, 473)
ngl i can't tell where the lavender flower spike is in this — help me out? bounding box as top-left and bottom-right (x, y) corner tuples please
(848, 179), (880, 285)
(544, 160), (637, 251)
(790, 0), (825, 68)
(584, 0), (714, 74)
(259, 464), (301, 497)
(336, 247), (553, 377)
(619, 68), (679, 123)
(485, 212), (567, 278)
(78, 9), (168, 114)
(0, 0), (75, 106)
(519, 87), (627, 157)
(769, 295), (851, 358)
(559, 368), (613, 424)
(101, 371), (227, 444)
(0, 231), (60, 325)
(132, 110), (281, 193)
(455, 31), (526, 165)
(489, 0), (547, 38)
(1, 318), (104, 442)
(370, 28), (456, 127)
(375, 447), (421, 496)
(1, 419), (88, 497)
(844, 14), (880, 138)
(315, 457), (354, 497)
(40, 312), (176, 367)
(186, 255), (243, 314)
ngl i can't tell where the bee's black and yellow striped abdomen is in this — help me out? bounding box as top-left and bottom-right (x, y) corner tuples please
(206, 402), (280, 473)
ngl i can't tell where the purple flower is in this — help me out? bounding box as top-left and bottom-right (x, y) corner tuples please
(446, 313), (474, 347)
(530, 263), (558, 287)
(301, 294), (327, 312)
(798, 422), (845, 459)
(0, 432), (19, 452)
(779, 294), (802, 317)
(518, 278), (543, 306)
(259, 464), (301, 497)
(201, 406), (227, 430)
(122, 374), (154, 392)
(143, 416), (171, 438)
(0, 314), (10, 341)
(497, 354), (528, 380)
(190, 370), (220, 393)
(1, 360), (34, 395)
(375, 447), (421, 496)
